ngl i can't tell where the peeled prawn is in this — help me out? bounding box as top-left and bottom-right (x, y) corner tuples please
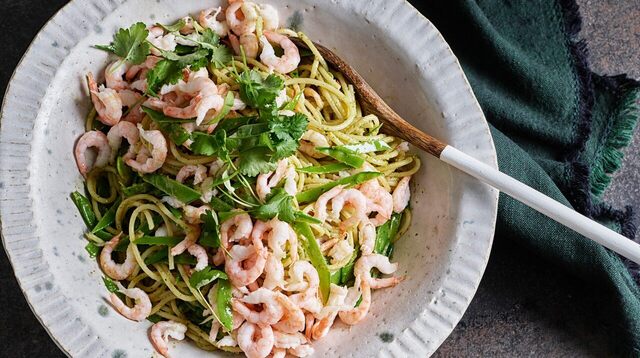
(171, 224), (201, 256)
(198, 7), (229, 37)
(331, 188), (368, 229)
(87, 73), (122, 125)
(262, 253), (285, 290)
(99, 233), (137, 280)
(355, 254), (403, 289)
(229, 33), (259, 59)
(150, 320), (187, 358)
(109, 282), (151, 322)
(176, 164), (208, 185)
(258, 4), (279, 30)
(106, 120), (139, 163)
(338, 279), (371, 325)
(259, 31), (300, 74)
(105, 60), (128, 91)
(74, 130), (110, 176)
(226, 1), (258, 36)
(226, 243), (267, 287)
(125, 125), (167, 173)
(392, 176), (411, 213)
(256, 159), (289, 201)
(232, 288), (284, 325)
(311, 284), (348, 340)
(273, 292), (306, 334)
(358, 220), (376, 255)
(187, 244), (208, 271)
(299, 130), (329, 158)
(359, 178), (393, 226)
(237, 321), (274, 358)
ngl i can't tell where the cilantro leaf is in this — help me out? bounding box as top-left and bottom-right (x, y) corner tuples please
(100, 22), (150, 65)
(142, 107), (191, 145)
(199, 210), (221, 248)
(237, 70), (284, 109)
(269, 113), (308, 142)
(252, 188), (322, 224)
(238, 147), (277, 177)
(158, 48), (210, 67)
(190, 131), (230, 161)
(145, 59), (184, 97)
(210, 45), (233, 69)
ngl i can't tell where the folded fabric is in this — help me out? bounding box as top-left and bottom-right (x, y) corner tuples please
(413, 0), (640, 355)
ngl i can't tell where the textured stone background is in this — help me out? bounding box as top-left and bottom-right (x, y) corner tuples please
(0, 1), (638, 357)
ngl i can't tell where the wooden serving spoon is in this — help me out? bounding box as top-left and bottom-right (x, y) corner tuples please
(292, 38), (640, 265)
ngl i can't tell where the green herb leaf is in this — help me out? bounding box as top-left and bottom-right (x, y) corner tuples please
(237, 147), (277, 177)
(296, 163), (351, 174)
(252, 188), (320, 224)
(159, 48), (210, 67)
(190, 130), (230, 161)
(91, 198), (121, 233)
(199, 210), (221, 248)
(147, 314), (163, 323)
(210, 197), (234, 212)
(209, 45), (233, 69)
(97, 22), (150, 64)
(145, 59), (184, 97)
(237, 70), (284, 109)
(296, 172), (382, 204)
(85, 242), (101, 258)
(142, 174), (202, 204)
(142, 106), (192, 145)
(315, 147), (365, 168)
(189, 266), (228, 289)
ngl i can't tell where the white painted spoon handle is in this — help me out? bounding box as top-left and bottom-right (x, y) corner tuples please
(440, 146), (640, 264)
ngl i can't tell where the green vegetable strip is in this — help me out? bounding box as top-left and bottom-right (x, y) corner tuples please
(296, 163), (351, 174)
(143, 174), (202, 204)
(315, 147), (365, 168)
(70, 191), (97, 228)
(91, 198), (121, 233)
(216, 280), (234, 331)
(296, 172), (382, 204)
(116, 156), (133, 185)
(292, 222), (330, 303)
(189, 267), (228, 289)
(85, 242), (101, 258)
(144, 250), (197, 266)
(340, 140), (392, 154)
(339, 248), (359, 285)
(375, 213), (403, 257)
(134, 235), (184, 246)
(122, 183), (152, 197)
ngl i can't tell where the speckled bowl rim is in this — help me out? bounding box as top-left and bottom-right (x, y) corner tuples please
(0, 0), (498, 356)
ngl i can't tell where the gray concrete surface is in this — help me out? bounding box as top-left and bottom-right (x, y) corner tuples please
(0, 1), (638, 357)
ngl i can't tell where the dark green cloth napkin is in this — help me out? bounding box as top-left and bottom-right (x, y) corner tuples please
(412, 0), (640, 355)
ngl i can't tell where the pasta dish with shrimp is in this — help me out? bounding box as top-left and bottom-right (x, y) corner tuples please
(72, 1), (418, 357)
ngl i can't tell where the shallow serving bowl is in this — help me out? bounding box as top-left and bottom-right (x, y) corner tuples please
(0, 0), (498, 356)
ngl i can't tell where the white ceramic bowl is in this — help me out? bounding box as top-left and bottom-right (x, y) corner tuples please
(0, 0), (498, 356)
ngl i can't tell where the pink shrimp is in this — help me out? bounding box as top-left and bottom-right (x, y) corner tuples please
(109, 282), (152, 322)
(118, 89), (144, 123)
(124, 125), (167, 173)
(331, 188), (369, 229)
(299, 129), (329, 158)
(289, 344), (315, 357)
(104, 60), (128, 91)
(225, 243), (267, 287)
(237, 321), (274, 358)
(267, 219), (298, 261)
(199, 7), (229, 37)
(392, 176), (411, 213)
(176, 164), (208, 185)
(226, 1), (258, 36)
(147, 26), (177, 56)
(150, 320), (187, 358)
(258, 3), (279, 30)
(262, 252), (285, 290)
(359, 178), (393, 226)
(358, 220), (376, 255)
(355, 253), (403, 289)
(74, 130), (110, 176)
(106, 120), (139, 162)
(273, 292), (306, 334)
(311, 283), (348, 340)
(229, 33), (259, 59)
(232, 288), (284, 325)
(313, 185), (345, 222)
(338, 279), (371, 325)
(170, 224), (201, 256)
(187, 244), (208, 271)
(162, 76), (224, 125)
(256, 159), (288, 201)
(273, 331), (307, 349)
(99, 233), (137, 280)
(221, 213), (254, 249)
(259, 31), (300, 74)
(286, 261), (322, 314)
(87, 73), (122, 125)
(183, 204), (211, 225)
